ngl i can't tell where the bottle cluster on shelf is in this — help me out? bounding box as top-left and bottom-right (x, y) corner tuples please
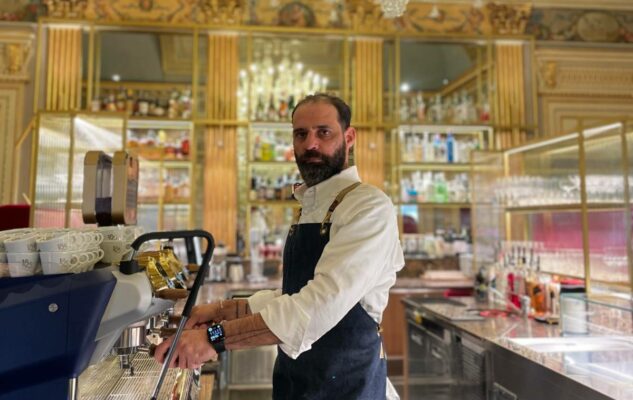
(480, 241), (559, 316)
(163, 169), (191, 202)
(401, 132), (480, 163)
(127, 129), (190, 160)
(401, 229), (471, 259)
(137, 168), (190, 203)
(399, 90), (490, 125)
(400, 172), (469, 203)
(252, 132), (294, 162)
(250, 173), (301, 201)
(91, 87), (193, 119)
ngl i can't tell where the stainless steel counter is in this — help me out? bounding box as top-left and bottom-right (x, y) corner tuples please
(409, 296), (633, 400)
(195, 277), (473, 303)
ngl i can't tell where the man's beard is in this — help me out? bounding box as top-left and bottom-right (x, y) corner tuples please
(295, 142), (346, 187)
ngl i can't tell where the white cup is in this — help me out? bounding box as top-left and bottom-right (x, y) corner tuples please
(76, 249), (105, 271)
(40, 251), (81, 275)
(101, 241), (132, 265)
(37, 232), (81, 252)
(7, 252), (41, 277)
(5, 234), (38, 253)
(228, 263), (244, 283)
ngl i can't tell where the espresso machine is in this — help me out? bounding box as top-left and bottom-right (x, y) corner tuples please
(0, 229), (214, 400)
(0, 151), (214, 399)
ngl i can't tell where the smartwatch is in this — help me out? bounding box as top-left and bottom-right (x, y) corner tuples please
(207, 323), (226, 353)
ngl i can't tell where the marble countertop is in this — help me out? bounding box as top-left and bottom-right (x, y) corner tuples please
(410, 296), (633, 400)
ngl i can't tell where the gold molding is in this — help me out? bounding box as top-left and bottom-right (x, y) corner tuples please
(0, 31), (35, 83)
(536, 48), (633, 97)
(44, 0), (87, 19)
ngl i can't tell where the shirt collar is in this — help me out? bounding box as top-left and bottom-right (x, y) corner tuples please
(293, 166), (361, 208)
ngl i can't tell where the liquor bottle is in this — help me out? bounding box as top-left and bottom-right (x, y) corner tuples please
(180, 134), (190, 157)
(252, 134), (262, 161)
(287, 94), (296, 115)
(255, 94), (266, 121)
(126, 89), (136, 116)
(479, 93), (490, 123)
(267, 94), (277, 121)
(446, 133), (455, 163)
(415, 92), (426, 122)
(399, 99), (410, 122)
(278, 94), (289, 120)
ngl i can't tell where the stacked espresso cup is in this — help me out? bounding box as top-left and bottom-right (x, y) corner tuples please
(0, 226), (143, 278)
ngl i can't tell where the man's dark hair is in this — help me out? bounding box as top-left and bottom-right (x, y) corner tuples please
(291, 93), (352, 131)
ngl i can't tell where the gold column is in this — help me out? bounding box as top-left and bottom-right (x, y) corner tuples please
(204, 33), (239, 251)
(494, 43), (526, 149)
(353, 38), (384, 189)
(45, 26), (82, 111)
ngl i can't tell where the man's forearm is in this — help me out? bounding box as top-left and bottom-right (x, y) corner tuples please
(223, 313), (281, 350)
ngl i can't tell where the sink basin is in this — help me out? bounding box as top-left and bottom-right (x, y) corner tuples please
(509, 336), (633, 353)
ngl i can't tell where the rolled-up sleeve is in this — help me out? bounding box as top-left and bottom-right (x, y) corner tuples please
(247, 289), (281, 313)
(258, 193), (400, 359)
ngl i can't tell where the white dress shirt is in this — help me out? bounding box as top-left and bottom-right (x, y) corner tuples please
(248, 166), (405, 361)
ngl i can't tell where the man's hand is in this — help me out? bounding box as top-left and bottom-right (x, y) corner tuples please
(184, 303), (220, 329)
(153, 329), (218, 369)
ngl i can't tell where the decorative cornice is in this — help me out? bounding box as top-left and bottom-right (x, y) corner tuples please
(201, 0), (245, 25)
(487, 2), (530, 35)
(44, 0), (87, 19)
(347, 0), (386, 32)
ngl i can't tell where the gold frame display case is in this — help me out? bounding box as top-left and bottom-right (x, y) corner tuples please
(79, 25), (200, 233)
(383, 37), (499, 268)
(394, 124), (493, 262)
(472, 120), (633, 296)
(28, 111), (126, 228)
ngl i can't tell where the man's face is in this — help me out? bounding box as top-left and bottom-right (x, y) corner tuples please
(292, 102), (355, 187)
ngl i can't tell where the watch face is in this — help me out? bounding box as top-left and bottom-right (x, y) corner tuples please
(208, 324), (224, 342)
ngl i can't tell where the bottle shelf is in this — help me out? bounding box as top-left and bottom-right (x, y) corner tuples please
(249, 200), (299, 207)
(398, 162), (472, 172)
(249, 161), (297, 167)
(398, 202), (471, 209)
(504, 203), (626, 213)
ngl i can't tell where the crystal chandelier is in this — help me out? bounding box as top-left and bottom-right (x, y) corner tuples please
(375, 0), (409, 18)
(238, 40), (329, 120)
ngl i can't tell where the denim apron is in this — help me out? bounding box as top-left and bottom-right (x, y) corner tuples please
(272, 182), (387, 400)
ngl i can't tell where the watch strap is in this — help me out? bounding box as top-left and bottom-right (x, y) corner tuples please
(210, 339), (226, 354)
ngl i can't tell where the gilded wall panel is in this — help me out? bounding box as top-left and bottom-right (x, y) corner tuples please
(0, 87), (21, 204)
(536, 48), (633, 135)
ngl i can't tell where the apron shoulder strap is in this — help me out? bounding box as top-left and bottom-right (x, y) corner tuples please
(289, 182), (362, 235)
(320, 181), (362, 234)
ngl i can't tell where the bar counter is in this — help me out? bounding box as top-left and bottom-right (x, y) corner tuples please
(195, 276), (474, 303)
(408, 296), (633, 400)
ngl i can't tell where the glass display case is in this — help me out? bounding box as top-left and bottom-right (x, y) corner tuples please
(126, 118), (195, 233)
(473, 121), (633, 294)
(32, 112), (125, 228)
